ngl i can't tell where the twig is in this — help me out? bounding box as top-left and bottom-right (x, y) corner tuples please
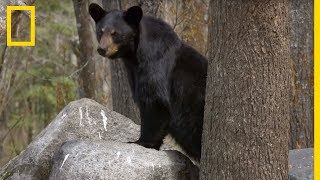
(67, 60), (90, 78)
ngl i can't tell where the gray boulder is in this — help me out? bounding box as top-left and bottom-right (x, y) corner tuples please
(288, 148), (313, 180)
(0, 98), (140, 179)
(49, 140), (198, 180)
(1, 98), (313, 180)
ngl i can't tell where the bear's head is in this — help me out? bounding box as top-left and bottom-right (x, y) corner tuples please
(89, 3), (142, 59)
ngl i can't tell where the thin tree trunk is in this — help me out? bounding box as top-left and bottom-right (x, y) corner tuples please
(200, 0), (291, 179)
(73, 0), (96, 98)
(102, 0), (140, 124)
(102, 0), (164, 124)
(289, 0), (313, 149)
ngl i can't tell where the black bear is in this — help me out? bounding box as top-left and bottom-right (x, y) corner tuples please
(89, 3), (207, 161)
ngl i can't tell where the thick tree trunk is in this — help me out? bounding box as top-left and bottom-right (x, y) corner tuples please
(200, 1), (291, 179)
(73, 0), (96, 98)
(289, 0), (313, 149)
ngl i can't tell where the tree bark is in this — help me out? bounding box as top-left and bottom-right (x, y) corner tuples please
(73, 0), (96, 99)
(200, 0), (291, 179)
(102, 0), (140, 124)
(121, 0), (164, 17)
(137, 0), (164, 17)
(101, 0), (164, 124)
(289, 0), (313, 149)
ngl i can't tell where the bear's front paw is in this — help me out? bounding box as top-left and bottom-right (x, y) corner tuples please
(128, 140), (161, 150)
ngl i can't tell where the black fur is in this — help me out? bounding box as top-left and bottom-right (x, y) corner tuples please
(89, 4), (207, 161)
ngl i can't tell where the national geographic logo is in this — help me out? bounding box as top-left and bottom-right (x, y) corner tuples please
(6, 6), (35, 46)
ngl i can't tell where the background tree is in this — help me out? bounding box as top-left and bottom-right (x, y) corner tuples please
(72, 0), (112, 107)
(72, 0), (96, 99)
(101, 0), (165, 124)
(101, 0), (140, 124)
(289, 0), (313, 149)
(200, 0), (291, 179)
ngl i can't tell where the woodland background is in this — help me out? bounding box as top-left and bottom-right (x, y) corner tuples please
(0, 0), (313, 176)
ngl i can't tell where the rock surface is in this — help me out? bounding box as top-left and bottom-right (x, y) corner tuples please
(288, 148), (313, 180)
(0, 98), (314, 180)
(0, 98), (140, 179)
(49, 140), (198, 180)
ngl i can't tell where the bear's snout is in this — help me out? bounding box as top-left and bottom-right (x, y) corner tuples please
(97, 45), (119, 58)
(97, 47), (106, 57)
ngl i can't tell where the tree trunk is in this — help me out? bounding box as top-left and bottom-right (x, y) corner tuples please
(200, 1), (291, 179)
(121, 0), (164, 17)
(101, 0), (164, 124)
(137, 0), (164, 17)
(289, 0), (313, 149)
(73, 0), (96, 98)
(102, 0), (140, 124)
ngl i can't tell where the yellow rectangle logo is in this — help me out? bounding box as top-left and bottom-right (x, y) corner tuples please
(6, 6), (35, 46)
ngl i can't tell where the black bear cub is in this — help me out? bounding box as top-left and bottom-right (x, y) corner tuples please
(89, 3), (207, 161)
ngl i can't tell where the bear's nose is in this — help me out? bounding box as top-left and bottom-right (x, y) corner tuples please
(97, 47), (106, 57)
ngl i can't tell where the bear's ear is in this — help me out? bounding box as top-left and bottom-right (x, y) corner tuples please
(124, 6), (143, 25)
(89, 3), (107, 22)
